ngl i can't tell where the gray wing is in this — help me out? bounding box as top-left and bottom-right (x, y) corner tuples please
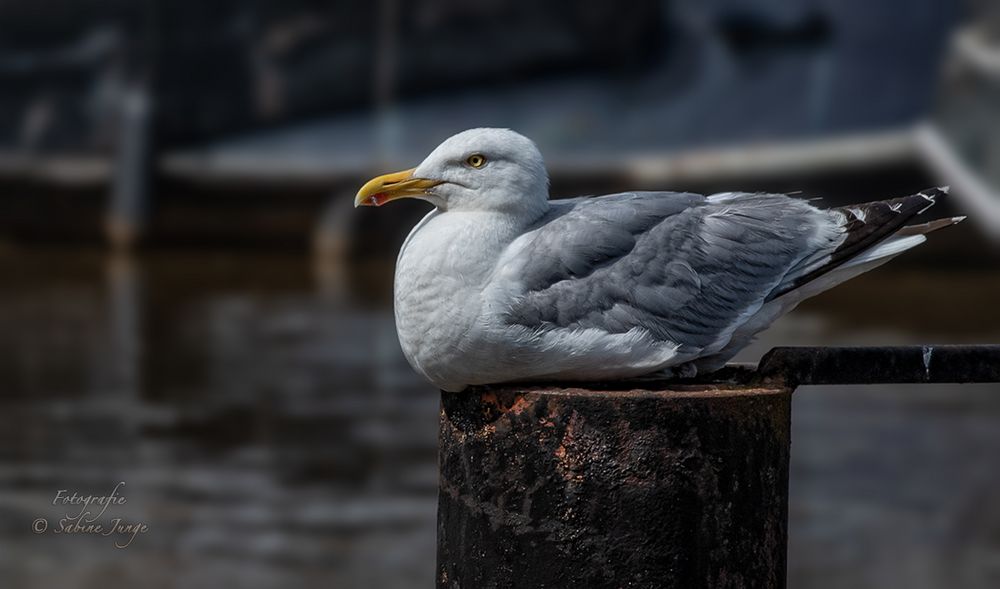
(500, 191), (844, 354)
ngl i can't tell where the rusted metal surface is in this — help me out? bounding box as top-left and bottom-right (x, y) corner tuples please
(436, 345), (1000, 587)
(755, 345), (1000, 386)
(437, 384), (792, 589)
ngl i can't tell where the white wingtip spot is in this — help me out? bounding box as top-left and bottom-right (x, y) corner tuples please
(939, 185), (951, 194)
(919, 203), (935, 214)
(952, 215), (967, 224)
(917, 191), (937, 214)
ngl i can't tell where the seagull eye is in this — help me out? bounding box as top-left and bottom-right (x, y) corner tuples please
(466, 154), (487, 168)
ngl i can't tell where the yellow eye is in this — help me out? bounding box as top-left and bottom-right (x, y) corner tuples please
(466, 154), (487, 168)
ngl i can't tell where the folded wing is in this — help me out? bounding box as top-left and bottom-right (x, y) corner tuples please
(498, 188), (953, 364)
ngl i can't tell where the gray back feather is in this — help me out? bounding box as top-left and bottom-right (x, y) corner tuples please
(502, 191), (840, 352)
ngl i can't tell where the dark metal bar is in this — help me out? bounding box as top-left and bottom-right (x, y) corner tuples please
(437, 384), (792, 589)
(756, 345), (1000, 386)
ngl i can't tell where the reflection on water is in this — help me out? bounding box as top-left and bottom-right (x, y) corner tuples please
(0, 247), (998, 588)
(0, 250), (437, 588)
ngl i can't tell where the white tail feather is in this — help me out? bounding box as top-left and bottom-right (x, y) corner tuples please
(843, 234), (927, 268)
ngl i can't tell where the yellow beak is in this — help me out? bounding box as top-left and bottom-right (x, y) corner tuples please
(355, 168), (442, 207)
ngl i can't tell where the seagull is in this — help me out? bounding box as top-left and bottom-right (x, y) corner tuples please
(356, 128), (963, 392)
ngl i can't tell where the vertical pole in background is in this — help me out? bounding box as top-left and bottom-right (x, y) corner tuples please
(315, 0), (400, 259)
(106, 0), (159, 250)
(437, 384), (792, 589)
(374, 0), (401, 160)
(105, 83), (152, 249)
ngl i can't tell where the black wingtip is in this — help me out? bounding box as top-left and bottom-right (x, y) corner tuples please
(768, 188), (951, 301)
(839, 187), (947, 225)
(913, 186), (949, 213)
(828, 186), (953, 262)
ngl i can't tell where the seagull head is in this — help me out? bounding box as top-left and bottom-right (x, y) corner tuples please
(355, 128), (549, 217)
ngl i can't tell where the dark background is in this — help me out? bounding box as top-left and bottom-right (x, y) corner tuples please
(1, 1), (999, 588)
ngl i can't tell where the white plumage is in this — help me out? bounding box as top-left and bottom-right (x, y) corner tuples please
(356, 128), (962, 391)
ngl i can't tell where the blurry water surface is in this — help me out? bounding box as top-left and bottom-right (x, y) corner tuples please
(1, 243), (998, 589)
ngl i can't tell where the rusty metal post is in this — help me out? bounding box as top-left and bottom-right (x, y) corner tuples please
(437, 383), (792, 589)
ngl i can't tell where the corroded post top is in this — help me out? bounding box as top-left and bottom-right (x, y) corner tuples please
(460, 379), (791, 400)
(438, 371), (792, 588)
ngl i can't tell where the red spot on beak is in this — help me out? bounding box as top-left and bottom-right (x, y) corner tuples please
(371, 193), (388, 206)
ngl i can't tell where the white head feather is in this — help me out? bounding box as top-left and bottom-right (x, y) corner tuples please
(414, 128), (550, 219)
